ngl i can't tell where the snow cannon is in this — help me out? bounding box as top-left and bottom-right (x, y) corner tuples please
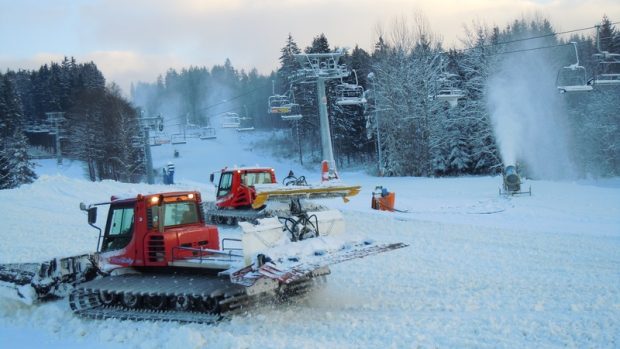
(371, 186), (396, 212)
(500, 165), (531, 196)
(503, 165), (521, 192)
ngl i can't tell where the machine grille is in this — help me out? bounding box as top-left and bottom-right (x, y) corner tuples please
(147, 235), (165, 262)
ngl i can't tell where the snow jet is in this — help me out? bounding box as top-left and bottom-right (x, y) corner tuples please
(486, 40), (575, 180)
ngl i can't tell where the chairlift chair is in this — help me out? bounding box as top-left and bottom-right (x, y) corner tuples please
(281, 103), (303, 121)
(221, 114), (241, 128)
(171, 133), (187, 145)
(268, 95), (292, 114)
(433, 73), (465, 107)
(556, 42), (593, 93)
(335, 83), (367, 106)
(592, 61), (620, 86)
(590, 26), (620, 87)
(152, 136), (171, 146)
(556, 65), (593, 93)
(199, 127), (216, 140)
(335, 69), (367, 106)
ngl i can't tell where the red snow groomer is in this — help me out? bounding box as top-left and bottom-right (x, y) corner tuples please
(205, 166), (361, 240)
(0, 189), (406, 323)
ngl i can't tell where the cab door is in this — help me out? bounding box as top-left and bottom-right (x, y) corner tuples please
(101, 204), (135, 254)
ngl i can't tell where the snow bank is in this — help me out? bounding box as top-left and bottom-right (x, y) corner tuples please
(0, 126), (618, 348)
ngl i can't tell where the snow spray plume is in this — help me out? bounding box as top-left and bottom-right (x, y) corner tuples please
(131, 82), (184, 134)
(132, 79), (237, 133)
(486, 35), (575, 180)
(201, 81), (237, 128)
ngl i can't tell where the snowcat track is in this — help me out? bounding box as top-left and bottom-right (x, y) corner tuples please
(68, 272), (326, 324)
(69, 290), (223, 323)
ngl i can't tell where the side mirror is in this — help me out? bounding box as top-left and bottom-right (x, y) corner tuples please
(209, 173), (215, 184)
(79, 202), (87, 211)
(87, 207), (97, 225)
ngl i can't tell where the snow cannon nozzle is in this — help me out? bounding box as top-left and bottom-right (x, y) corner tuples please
(503, 165), (521, 187)
(500, 164), (530, 196)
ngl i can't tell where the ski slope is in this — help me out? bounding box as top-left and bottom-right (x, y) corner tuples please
(0, 126), (619, 349)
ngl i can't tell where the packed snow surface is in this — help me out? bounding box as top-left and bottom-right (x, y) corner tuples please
(0, 127), (619, 348)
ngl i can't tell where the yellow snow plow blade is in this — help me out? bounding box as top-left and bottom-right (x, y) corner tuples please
(252, 185), (361, 209)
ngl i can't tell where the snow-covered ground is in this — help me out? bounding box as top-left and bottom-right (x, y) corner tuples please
(0, 127), (619, 348)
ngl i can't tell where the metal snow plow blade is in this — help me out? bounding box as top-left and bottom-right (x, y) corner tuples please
(0, 254), (96, 303)
(231, 240), (408, 287)
(252, 184), (362, 209)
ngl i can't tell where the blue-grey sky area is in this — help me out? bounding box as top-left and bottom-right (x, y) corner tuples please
(1, 0), (618, 93)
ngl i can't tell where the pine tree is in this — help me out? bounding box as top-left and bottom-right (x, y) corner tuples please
(0, 74), (37, 189)
(598, 16), (616, 53)
(277, 34), (302, 93)
(305, 34), (330, 54)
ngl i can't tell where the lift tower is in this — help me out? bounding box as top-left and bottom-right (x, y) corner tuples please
(293, 52), (349, 179)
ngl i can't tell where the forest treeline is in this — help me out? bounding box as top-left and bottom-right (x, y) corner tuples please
(0, 58), (144, 188)
(1, 14), (618, 189)
(132, 15), (619, 178)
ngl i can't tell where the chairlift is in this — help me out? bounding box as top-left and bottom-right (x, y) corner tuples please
(199, 127), (216, 140)
(221, 114), (241, 128)
(557, 65), (593, 92)
(556, 42), (593, 93)
(335, 83), (366, 106)
(335, 70), (367, 106)
(590, 25), (620, 87)
(171, 133), (187, 145)
(432, 73), (465, 107)
(131, 136), (144, 148)
(592, 61), (620, 86)
(151, 136), (170, 146)
(281, 103), (303, 121)
(24, 122), (52, 133)
(268, 95), (292, 114)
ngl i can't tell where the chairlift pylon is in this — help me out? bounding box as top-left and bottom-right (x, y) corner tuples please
(292, 52), (349, 82)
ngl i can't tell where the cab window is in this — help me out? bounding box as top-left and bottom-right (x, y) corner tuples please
(102, 206), (134, 252)
(241, 172), (273, 186)
(150, 201), (199, 228)
(217, 172), (233, 197)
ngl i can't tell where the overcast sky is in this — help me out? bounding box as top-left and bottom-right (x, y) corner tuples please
(1, 0), (618, 94)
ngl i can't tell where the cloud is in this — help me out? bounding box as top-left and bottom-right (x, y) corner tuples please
(0, 53), (66, 71)
(83, 50), (188, 92)
(1, 0), (618, 95)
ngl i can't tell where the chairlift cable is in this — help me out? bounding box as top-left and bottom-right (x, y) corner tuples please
(460, 20), (619, 53)
(490, 42), (574, 56)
